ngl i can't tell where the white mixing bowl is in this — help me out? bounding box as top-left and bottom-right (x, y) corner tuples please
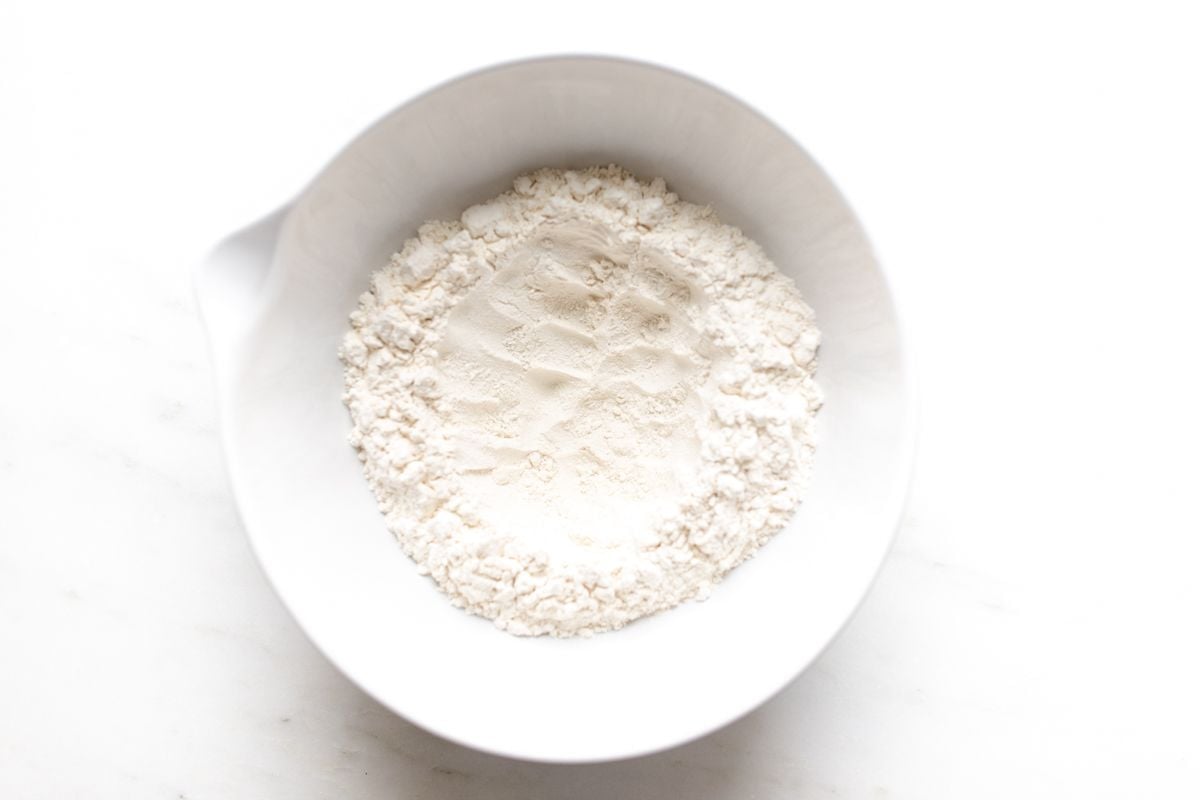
(196, 56), (915, 763)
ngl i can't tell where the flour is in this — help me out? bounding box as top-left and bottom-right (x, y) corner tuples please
(340, 166), (822, 637)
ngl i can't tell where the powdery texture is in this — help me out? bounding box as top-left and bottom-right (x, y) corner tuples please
(340, 166), (821, 637)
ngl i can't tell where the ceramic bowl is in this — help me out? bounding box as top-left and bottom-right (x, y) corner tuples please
(195, 56), (915, 763)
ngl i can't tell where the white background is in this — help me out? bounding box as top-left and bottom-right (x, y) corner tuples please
(3, 2), (1198, 797)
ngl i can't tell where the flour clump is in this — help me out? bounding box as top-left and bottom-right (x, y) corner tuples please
(340, 167), (822, 637)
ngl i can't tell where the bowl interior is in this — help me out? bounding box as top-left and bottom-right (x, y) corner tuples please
(226, 58), (912, 761)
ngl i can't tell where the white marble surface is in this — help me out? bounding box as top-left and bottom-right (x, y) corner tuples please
(3, 3), (1199, 797)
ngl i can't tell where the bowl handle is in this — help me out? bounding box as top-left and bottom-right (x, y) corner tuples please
(194, 207), (288, 372)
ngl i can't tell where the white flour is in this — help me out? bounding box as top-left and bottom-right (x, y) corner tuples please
(341, 167), (821, 636)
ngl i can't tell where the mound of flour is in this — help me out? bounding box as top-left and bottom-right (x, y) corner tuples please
(340, 166), (821, 637)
